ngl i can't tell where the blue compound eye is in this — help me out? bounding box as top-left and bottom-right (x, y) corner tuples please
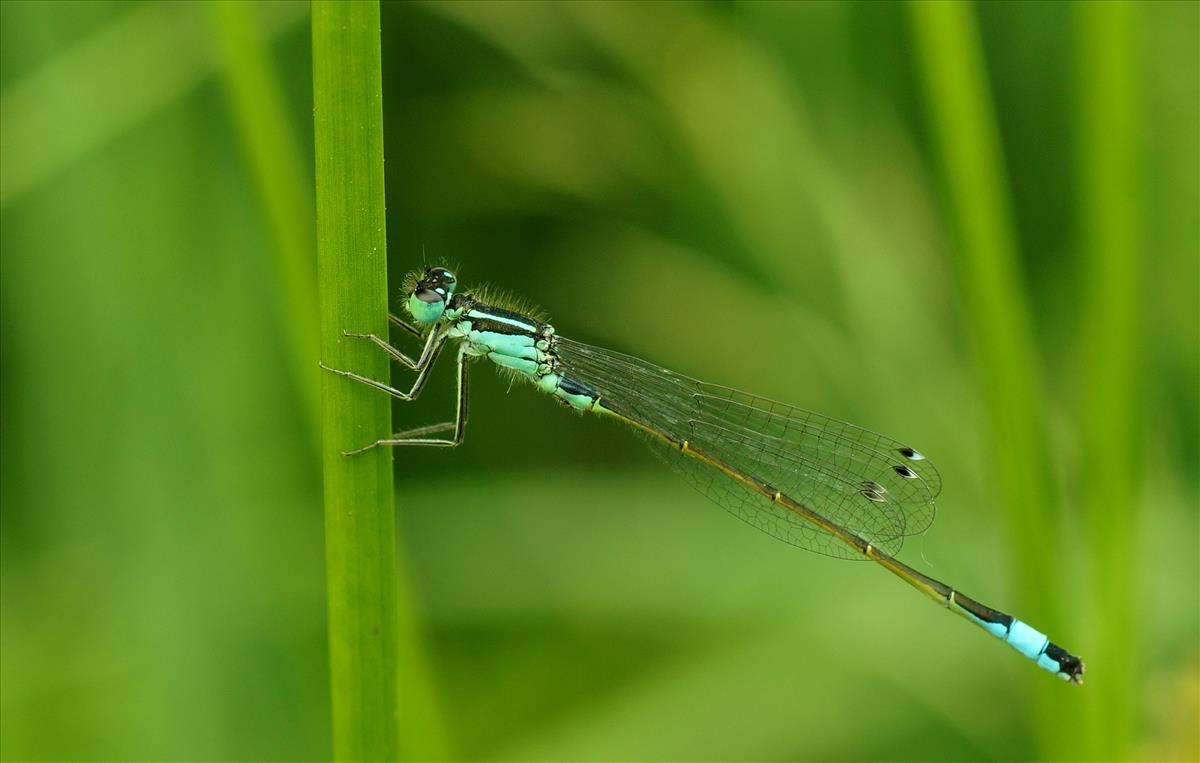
(407, 287), (447, 323)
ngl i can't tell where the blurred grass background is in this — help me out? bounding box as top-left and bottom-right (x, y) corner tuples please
(1, 1), (1196, 761)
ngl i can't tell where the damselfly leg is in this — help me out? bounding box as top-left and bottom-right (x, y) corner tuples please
(340, 345), (470, 455)
(388, 312), (423, 339)
(320, 319), (469, 454)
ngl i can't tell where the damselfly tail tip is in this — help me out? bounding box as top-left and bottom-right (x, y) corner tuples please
(1044, 641), (1084, 685)
(1068, 660), (1085, 686)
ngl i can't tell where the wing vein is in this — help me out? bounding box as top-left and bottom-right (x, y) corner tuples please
(554, 336), (940, 559)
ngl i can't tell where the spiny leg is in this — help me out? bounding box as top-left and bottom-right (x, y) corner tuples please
(342, 331), (419, 369)
(343, 319), (446, 371)
(389, 313), (422, 339)
(343, 346), (470, 455)
(384, 421), (456, 438)
(319, 328), (448, 401)
(337, 313), (432, 369)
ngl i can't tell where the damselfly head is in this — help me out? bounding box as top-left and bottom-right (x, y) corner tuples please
(405, 266), (457, 323)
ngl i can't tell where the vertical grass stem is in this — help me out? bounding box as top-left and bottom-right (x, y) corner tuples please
(1074, 3), (1142, 759)
(312, 3), (452, 759)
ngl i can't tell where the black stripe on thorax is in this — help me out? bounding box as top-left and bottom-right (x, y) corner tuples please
(456, 297), (545, 336)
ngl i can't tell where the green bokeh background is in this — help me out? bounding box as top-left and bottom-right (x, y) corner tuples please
(2, 1), (1196, 761)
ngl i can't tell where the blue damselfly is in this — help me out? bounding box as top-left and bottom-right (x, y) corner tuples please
(321, 266), (1085, 684)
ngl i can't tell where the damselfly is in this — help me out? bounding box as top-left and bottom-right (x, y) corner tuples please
(321, 265), (1085, 684)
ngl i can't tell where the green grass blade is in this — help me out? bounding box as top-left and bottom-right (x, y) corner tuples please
(1073, 2), (1142, 759)
(210, 0), (319, 445)
(312, 3), (450, 759)
(906, 1), (1068, 756)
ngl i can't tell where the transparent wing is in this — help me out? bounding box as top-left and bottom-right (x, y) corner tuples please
(554, 336), (940, 559)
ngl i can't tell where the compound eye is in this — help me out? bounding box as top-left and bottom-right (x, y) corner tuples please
(414, 288), (443, 304)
